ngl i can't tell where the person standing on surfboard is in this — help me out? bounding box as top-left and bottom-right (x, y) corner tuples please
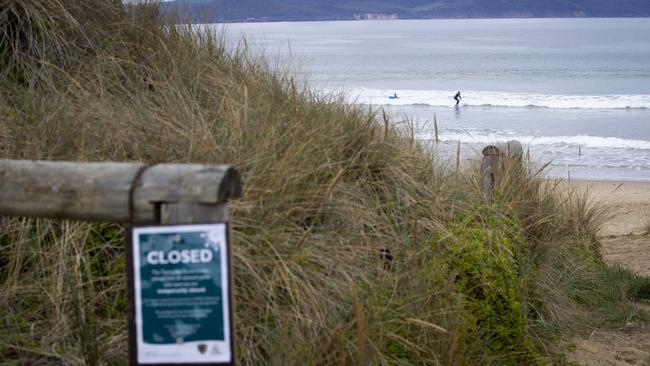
(454, 91), (462, 105)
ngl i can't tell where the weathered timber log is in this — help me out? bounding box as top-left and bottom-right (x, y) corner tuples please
(480, 140), (523, 201)
(0, 160), (241, 223)
(482, 140), (523, 161)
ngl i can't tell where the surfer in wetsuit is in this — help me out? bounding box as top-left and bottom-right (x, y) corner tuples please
(454, 91), (462, 105)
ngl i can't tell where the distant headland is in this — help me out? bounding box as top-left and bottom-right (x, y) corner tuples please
(163, 0), (650, 23)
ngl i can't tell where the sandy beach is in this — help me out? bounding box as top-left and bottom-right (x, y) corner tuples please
(567, 180), (650, 366)
(568, 180), (650, 276)
(573, 180), (650, 236)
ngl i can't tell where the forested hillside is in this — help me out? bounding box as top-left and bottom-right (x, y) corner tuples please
(164, 0), (650, 22)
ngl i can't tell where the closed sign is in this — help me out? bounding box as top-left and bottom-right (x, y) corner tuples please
(128, 223), (234, 365)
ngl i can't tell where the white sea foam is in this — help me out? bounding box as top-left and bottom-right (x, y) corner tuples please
(423, 130), (650, 150)
(341, 88), (650, 109)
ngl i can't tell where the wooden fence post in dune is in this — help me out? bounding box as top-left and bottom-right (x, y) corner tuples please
(0, 159), (241, 366)
(455, 140), (461, 177)
(434, 114), (439, 144)
(480, 140), (523, 202)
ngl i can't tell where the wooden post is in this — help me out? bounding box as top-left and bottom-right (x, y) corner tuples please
(0, 159), (242, 223)
(434, 114), (439, 144)
(480, 140), (523, 202)
(455, 140), (461, 177)
(382, 109), (389, 140)
(160, 202), (228, 224)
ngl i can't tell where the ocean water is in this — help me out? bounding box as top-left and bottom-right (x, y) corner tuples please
(220, 18), (650, 181)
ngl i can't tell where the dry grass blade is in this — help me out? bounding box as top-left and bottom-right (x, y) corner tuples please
(406, 318), (449, 333)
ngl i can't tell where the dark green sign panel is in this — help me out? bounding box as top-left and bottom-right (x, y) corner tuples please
(128, 224), (233, 365)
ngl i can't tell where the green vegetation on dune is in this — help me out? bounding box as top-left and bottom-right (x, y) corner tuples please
(1, 1), (649, 365)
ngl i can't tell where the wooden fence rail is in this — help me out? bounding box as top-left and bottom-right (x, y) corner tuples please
(0, 159), (242, 224)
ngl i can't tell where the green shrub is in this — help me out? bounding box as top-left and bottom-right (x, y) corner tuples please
(427, 207), (538, 363)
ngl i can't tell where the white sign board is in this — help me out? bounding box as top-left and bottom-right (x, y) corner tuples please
(127, 223), (234, 365)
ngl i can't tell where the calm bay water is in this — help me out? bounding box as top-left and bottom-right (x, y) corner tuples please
(220, 18), (650, 181)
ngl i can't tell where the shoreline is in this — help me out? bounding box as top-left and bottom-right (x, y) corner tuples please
(551, 176), (650, 184)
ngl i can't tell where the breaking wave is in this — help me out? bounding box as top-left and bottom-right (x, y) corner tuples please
(422, 130), (650, 150)
(343, 88), (650, 109)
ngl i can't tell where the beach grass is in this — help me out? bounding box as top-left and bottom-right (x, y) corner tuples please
(1, 1), (649, 365)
